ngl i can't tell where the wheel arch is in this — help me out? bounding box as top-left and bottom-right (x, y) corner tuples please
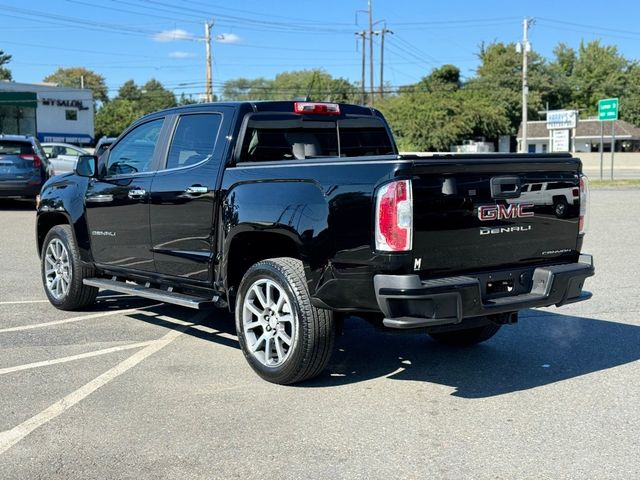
(223, 228), (305, 304)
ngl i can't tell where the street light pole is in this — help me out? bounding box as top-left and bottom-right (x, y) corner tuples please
(368, 0), (374, 105)
(520, 17), (533, 153)
(205, 20), (214, 103)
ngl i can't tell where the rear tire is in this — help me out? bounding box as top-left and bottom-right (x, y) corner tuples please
(429, 322), (501, 347)
(41, 225), (98, 310)
(553, 197), (569, 218)
(235, 257), (335, 385)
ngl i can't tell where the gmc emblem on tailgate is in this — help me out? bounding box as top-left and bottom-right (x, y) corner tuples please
(478, 203), (534, 221)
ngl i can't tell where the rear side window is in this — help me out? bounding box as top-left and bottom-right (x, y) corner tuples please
(166, 113), (222, 169)
(0, 141), (33, 155)
(239, 114), (394, 162)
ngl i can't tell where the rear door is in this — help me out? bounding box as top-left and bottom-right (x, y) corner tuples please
(85, 117), (167, 272)
(409, 157), (582, 277)
(149, 108), (233, 282)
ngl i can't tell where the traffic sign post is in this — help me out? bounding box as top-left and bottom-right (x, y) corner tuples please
(598, 98), (619, 180)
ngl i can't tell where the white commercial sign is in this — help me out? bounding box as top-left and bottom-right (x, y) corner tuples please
(547, 110), (578, 130)
(551, 129), (570, 152)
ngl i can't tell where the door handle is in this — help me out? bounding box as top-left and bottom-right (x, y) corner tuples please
(185, 185), (209, 195)
(128, 188), (147, 199)
(86, 194), (113, 203)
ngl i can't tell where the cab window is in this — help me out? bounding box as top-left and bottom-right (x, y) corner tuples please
(106, 119), (164, 176)
(166, 114), (222, 169)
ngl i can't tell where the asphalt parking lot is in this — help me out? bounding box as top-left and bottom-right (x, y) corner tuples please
(1, 189), (639, 479)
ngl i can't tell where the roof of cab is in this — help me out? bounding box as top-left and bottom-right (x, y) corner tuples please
(144, 101), (377, 119)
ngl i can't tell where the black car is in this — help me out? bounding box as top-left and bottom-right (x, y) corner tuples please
(0, 134), (51, 199)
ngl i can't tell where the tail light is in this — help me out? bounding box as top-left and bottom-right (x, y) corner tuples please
(572, 188), (579, 197)
(579, 175), (589, 235)
(19, 154), (42, 169)
(375, 179), (413, 252)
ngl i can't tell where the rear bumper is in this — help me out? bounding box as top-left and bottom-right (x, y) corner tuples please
(0, 181), (41, 198)
(374, 254), (594, 329)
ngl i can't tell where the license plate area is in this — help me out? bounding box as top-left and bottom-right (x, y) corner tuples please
(476, 268), (534, 301)
(487, 279), (514, 296)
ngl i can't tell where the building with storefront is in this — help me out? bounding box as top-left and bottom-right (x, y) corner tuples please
(0, 81), (94, 145)
(517, 118), (640, 154)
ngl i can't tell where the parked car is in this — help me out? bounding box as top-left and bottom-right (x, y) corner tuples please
(0, 134), (51, 199)
(42, 142), (89, 176)
(36, 101), (594, 384)
(94, 136), (117, 159)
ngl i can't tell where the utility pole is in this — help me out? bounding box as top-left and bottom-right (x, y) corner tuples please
(368, 0), (374, 104)
(519, 18), (533, 153)
(355, 31), (367, 105)
(378, 25), (393, 98)
(204, 20), (214, 102)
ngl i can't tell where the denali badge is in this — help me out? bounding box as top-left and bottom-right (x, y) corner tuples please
(480, 225), (532, 235)
(91, 230), (117, 237)
(478, 203), (534, 221)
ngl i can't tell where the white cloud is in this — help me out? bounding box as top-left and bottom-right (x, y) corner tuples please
(168, 51), (195, 59)
(153, 29), (194, 42)
(215, 33), (240, 44)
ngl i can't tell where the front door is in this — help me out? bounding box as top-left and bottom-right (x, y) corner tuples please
(149, 109), (231, 282)
(85, 117), (166, 272)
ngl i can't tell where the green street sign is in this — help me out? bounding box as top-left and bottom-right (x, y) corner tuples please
(598, 98), (619, 121)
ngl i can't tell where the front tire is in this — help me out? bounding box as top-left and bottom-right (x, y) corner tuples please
(235, 258), (335, 385)
(41, 225), (98, 310)
(429, 322), (501, 347)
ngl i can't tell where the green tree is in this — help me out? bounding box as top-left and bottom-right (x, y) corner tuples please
(547, 43), (577, 109)
(114, 78), (176, 115)
(222, 69), (358, 103)
(622, 65), (640, 126)
(272, 69), (358, 102)
(0, 50), (12, 81)
(222, 77), (274, 100)
(94, 99), (139, 138)
(43, 67), (108, 103)
(413, 64), (461, 92)
(466, 42), (553, 133)
(137, 79), (177, 114)
(178, 93), (199, 105)
(117, 80), (142, 102)
(377, 86), (510, 152)
(571, 40), (629, 115)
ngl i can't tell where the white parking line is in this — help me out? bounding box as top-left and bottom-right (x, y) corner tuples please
(0, 304), (162, 333)
(0, 300), (49, 305)
(0, 341), (155, 376)
(0, 311), (208, 455)
(0, 294), (143, 306)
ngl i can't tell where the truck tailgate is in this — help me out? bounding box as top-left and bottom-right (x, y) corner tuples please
(406, 156), (582, 276)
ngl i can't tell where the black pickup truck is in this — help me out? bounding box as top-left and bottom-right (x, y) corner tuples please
(36, 101), (594, 384)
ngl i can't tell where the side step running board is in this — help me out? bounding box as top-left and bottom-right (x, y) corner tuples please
(83, 278), (218, 310)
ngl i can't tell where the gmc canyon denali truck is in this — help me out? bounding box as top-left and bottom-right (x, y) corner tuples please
(36, 101), (594, 384)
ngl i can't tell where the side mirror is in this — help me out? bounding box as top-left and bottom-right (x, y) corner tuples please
(75, 154), (98, 178)
(45, 152), (52, 159)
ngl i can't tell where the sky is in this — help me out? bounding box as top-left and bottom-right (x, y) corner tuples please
(2, 0), (640, 100)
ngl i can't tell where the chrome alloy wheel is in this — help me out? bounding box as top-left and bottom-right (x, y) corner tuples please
(44, 238), (71, 300)
(242, 279), (297, 367)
